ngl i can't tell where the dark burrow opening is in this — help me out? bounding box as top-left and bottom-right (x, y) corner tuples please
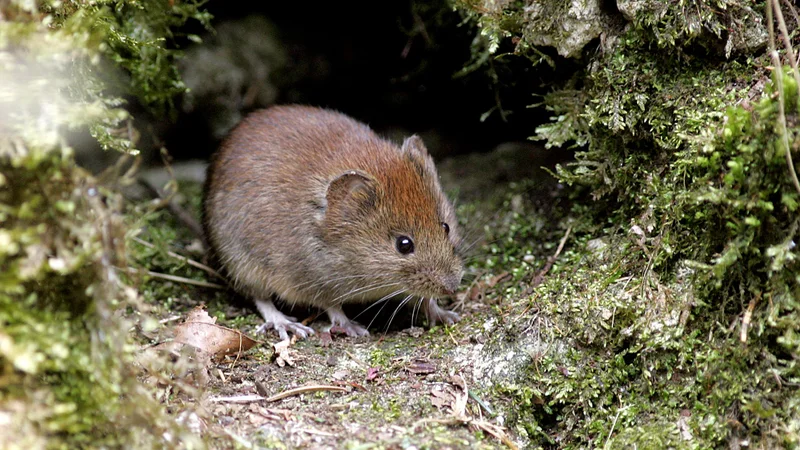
(155, 1), (581, 165)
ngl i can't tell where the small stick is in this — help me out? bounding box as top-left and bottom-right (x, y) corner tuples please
(413, 417), (517, 450)
(159, 315), (182, 324)
(209, 385), (348, 404)
(445, 327), (459, 346)
(137, 178), (207, 244)
(298, 428), (337, 437)
(531, 226), (572, 287)
(344, 350), (369, 369)
(210, 395), (266, 403)
(768, 0), (800, 196)
(127, 267), (226, 289)
(132, 236), (223, 279)
(603, 406), (629, 449)
(273, 387), (348, 404)
(740, 296), (758, 344)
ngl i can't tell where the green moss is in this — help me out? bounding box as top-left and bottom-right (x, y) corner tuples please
(0, 152), (204, 447)
(1, 0), (215, 447)
(453, 0), (800, 447)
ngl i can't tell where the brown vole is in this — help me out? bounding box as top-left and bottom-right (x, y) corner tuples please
(203, 105), (463, 339)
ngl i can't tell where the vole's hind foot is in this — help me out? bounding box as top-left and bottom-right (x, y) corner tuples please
(327, 305), (370, 337)
(255, 299), (315, 341)
(424, 298), (460, 326)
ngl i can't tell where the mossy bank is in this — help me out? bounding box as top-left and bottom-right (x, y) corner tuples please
(453, 0), (800, 447)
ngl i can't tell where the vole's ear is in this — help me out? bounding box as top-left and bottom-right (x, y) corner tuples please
(325, 170), (377, 219)
(401, 135), (436, 177)
(401, 135), (429, 156)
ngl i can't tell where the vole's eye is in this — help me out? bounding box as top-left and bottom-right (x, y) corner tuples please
(441, 222), (450, 235)
(396, 236), (415, 255)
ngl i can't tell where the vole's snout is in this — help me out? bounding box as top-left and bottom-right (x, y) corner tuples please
(441, 274), (462, 296)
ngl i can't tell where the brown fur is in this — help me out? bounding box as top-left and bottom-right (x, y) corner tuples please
(203, 105), (463, 313)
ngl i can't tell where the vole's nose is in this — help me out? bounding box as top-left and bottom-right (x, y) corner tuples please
(441, 274), (461, 296)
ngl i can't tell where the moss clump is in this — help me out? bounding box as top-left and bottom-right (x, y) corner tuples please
(1, 0), (212, 447)
(453, 0), (800, 447)
(0, 150), (204, 447)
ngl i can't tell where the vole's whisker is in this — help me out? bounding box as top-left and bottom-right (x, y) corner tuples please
(329, 281), (403, 306)
(353, 289), (406, 321)
(317, 282), (403, 329)
(412, 297), (425, 327)
(385, 294), (414, 334)
(366, 292), (405, 331)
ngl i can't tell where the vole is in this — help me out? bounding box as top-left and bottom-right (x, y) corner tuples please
(203, 105), (463, 339)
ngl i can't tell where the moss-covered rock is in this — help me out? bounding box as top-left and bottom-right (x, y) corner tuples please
(453, 0), (800, 447)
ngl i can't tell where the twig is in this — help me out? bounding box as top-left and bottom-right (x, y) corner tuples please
(210, 394), (266, 403)
(127, 267), (226, 289)
(768, 0), (800, 196)
(136, 178), (207, 245)
(344, 350), (369, 369)
(159, 315), (182, 324)
(210, 385), (348, 404)
(773, 0), (800, 106)
(132, 236), (222, 279)
(266, 385), (347, 402)
(298, 428), (337, 437)
(603, 405), (629, 449)
(412, 417), (518, 450)
(445, 327), (459, 346)
(782, 0), (800, 48)
(531, 226), (572, 287)
(740, 294), (760, 344)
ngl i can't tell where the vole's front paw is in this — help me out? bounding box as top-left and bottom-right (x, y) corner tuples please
(255, 299), (315, 341)
(327, 305), (370, 337)
(424, 298), (460, 326)
(256, 319), (315, 341)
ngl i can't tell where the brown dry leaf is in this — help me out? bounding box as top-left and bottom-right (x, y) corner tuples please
(318, 331), (333, 347)
(466, 272), (510, 302)
(430, 387), (456, 411)
(172, 306), (260, 360)
(448, 375), (468, 418)
(406, 359), (436, 375)
(366, 367), (379, 381)
(272, 338), (297, 367)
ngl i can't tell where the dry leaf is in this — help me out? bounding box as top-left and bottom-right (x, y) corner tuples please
(448, 375), (468, 418)
(318, 331), (333, 347)
(466, 272), (510, 302)
(406, 359), (436, 375)
(272, 338), (296, 367)
(366, 367), (379, 381)
(172, 306), (259, 360)
(331, 370), (349, 380)
(421, 374), (518, 450)
(430, 388), (455, 410)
